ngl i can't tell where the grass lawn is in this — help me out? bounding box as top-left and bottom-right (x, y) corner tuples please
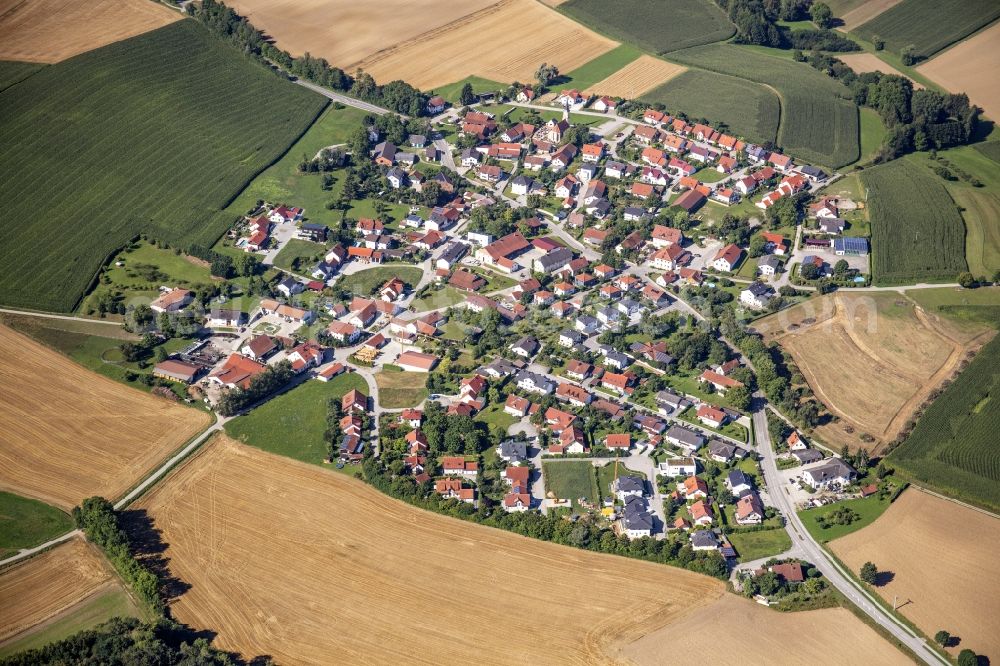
(225, 373), (368, 465)
(411, 285), (466, 311)
(727, 528), (792, 562)
(735, 256), (759, 279)
(0, 491), (74, 558)
(543, 460), (599, 511)
(798, 494), (892, 543)
(693, 166), (727, 183)
(374, 371), (429, 408)
(499, 106), (603, 128)
(272, 239), (325, 273)
(679, 408), (748, 442)
(337, 265), (424, 297)
(560, 44), (643, 90)
(430, 76), (504, 106)
(475, 403), (517, 433)
(474, 267), (517, 292)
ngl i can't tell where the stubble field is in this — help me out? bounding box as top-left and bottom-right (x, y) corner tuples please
(583, 55), (686, 98)
(0, 324), (210, 510)
(357, 0), (618, 90)
(0, 0), (179, 63)
(831, 490), (1000, 659)
(836, 53), (922, 88)
(917, 20), (1000, 122)
(137, 436), (725, 664)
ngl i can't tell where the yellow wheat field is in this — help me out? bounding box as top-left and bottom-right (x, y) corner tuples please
(584, 56), (687, 98)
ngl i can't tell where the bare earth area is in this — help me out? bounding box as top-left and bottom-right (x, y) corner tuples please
(0, 0), (180, 64)
(357, 0), (618, 90)
(0, 324), (210, 510)
(753, 293), (990, 452)
(0, 537), (117, 643)
(584, 56), (687, 98)
(137, 436), (723, 664)
(918, 21), (1000, 121)
(832, 490), (1000, 659)
(837, 53), (923, 89)
(838, 0), (903, 31)
(223, 0), (499, 72)
(621, 593), (911, 665)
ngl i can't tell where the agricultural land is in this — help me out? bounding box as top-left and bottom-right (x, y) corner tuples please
(917, 20), (1000, 123)
(0, 491), (73, 558)
(853, 0), (1000, 60)
(0, 60), (42, 92)
(831, 490), (1000, 659)
(0, 324), (210, 510)
(582, 55), (687, 99)
(136, 437), (724, 664)
(835, 53), (922, 88)
(834, 0), (903, 31)
(0, 0), (179, 64)
(0, 20), (326, 311)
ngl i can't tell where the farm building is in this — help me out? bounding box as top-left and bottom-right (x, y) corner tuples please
(833, 237), (869, 256)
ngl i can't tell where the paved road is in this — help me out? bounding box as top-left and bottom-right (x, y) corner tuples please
(752, 406), (947, 665)
(293, 79), (400, 117)
(0, 530), (83, 568)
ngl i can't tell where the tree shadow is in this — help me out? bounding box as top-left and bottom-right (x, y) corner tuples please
(874, 570), (895, 587)
(120, 508), (191, 603)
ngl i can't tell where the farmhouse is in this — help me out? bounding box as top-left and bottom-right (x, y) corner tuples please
(209, 354), (266, 390)
(150, 288), (192, 313)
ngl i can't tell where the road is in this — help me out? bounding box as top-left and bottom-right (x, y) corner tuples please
(293, 79), (399, 117)
(751, 406), (947, 665)
(0, 307), (123, 327)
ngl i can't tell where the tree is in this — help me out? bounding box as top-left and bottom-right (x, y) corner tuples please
(727, 385), (752, 411)
(459, 82), (475, 106)
(800, 262), (820, 280)
(748, 235), (768, 258)
(833, 259), (849, 275)
(873, 35), (885, 51)
(210, 254), (234, 279)
(957, 650), (979, 666)
(900, 44), (917, 66)
(535, 63), (559, 87)
(859, 561), (878, 584)
(934, 630), (951, 647)
(810, 2), (832, 29)
(958, 271), (976, 288)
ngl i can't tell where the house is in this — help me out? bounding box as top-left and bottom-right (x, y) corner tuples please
(641, 167), (669, 186)
(287, 342), (324, 373)
(760, 232), (790, 255)
(757, 255), (783, 277)
(435, 478), (476, 504)
(592, 96), (617, 112)
(726, 469), (754, 496)
(769, 152), (793, 172)
(534, 247), (574, 274)
(605, 161), (627, 179)
(642, 109), (666, 125)
(680, 475), (709, 499)
(477, 165), (502, 183)
(666, 425), (706, 452)
(258, 299), (314, 324)
(503, 491), (532, 512)
(697, 404), (728, 428)
(689, 500), (714, 526)
(712, 244), (743, 272)
(504, 394), (531, 418)
(642, 284), (669, 307)
(326, 321), (361, 343)
(209, 354), (267, 389)
(498, 440), (528, 464)
(396, 351), (439, 372)
(707, 439), (746, 463)
(380, 277), (406, 301)
(649, 244), (686, 271)
(655, 390), (687, 416)
(641, 146), (667, 166)
(461, 149), (482, 167)
(734, 176), (757, 196)
(690, 530), (720, 551)
(477, 231), (530, 266)
(735, 493), (765, 525)
(545, 407), (578, 433)
(791, 449), (824, 465)
(818, 217), (847, 234)
(582, 179), (607, 204)
(269, 205), (304, 223)
(699, 369), (745, 394)
(449, 269), (486, 292)
(802, 458), (857, 488)
(621, 496), (654, 539)
(651, 225), (683, 249)
(516, 370), (554, 395)
(441, 456), (479, 479)
(342, 388), (367, 413)
(601, 371), (634, 395)
(207, 308), (246, 328)
(739, 282), (775, 310)
(554, 174), (578, 198)
(605, 433), (632, 450)
(150, 288), (192, 313)
(436, 242), (469, 271)
(241, 334), (278, 361)
(556, 382), (592, 408)
(574, 315), (600, 335)
(565, 359), (592, 380)
(511, 336), (540, 358)
(550, 144), (578, 171)
(427, 95), (447, 114)
(581, 142), (604, 163)
(787, 431), (808, 451)
(659, 457), (697, 478)
(667, 156), (695, 177)
(550, 426), (587, 454)
(386, 167), (407, 189)
(153, 359), (203, 384)
(372, 141), (397, 166)
(614, 476), (645, 502)
(717, 155), (737, 173)
(769, 562), (805, 583)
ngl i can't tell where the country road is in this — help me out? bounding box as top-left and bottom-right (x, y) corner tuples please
(293, 79), (400, 117)
(0, 307), (122, 327)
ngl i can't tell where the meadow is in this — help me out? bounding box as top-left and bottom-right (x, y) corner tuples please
(373, 370), (429, 409)
(641, 70), (781, 145)
(560, 0), (734, 54)
(726, 528), (792, 562)
(0, 492), (73, 558)
(337, 266), (424, 297)
(542, 460), (599, 511)
(861, 158), (968, 284)
(854, 0), (1000, 60)
(0, 21), (327, 312)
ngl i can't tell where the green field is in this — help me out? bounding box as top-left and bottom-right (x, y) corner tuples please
(337, 265), (423, 297)
(560, 44), (643, 90)
(373, 370), (429, 408)
(799, 494), (893, 543)
(727, 528), (792, 562)
(560, 0), (734, 54)
(952, 189), (1000, 278)
(667, 44), (860, 167)
(272, 239), (326, 274)
(641, 70), (780, 145)
(474, 403), (517, 433)
(0, 60), (43, 92)
(411, 285), (466, 311)
(973, 141), (1000, 164)
(905, 286), (1000, 327)
(0, 492), (74, 558)
(890, 335), (1000, 512)
(543, 460), (599, 511)
(862, 158), (968, 284)
(225, 373), (368, 464)
(854, 0), (1000, 60)
(429, 76), (504, 106)
(0, 21), (327, 312)
(856, 107), (887, 166)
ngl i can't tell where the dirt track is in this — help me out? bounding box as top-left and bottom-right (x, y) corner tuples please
(137, 436), (723, 664)
(0, 324), (210, 509)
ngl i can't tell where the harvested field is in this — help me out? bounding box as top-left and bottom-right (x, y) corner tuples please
(854, 0), (1000, 60)
(918, 20), (1000, 121)
(223, 0), (498, 71)
(831, 490), (1000, 659)
(621, 593), (910, 665)
(584, 56), (686, 98)
(137, 436), (724, 664)
(837, 52), (923, 88)
(754, 293), (990, 451)
(0, 324), (210, 510)
(0, 0), (179, 64)
(358, 0), (618, 90)
(838, 0), (902, 31)
(0, 537), (120, 643)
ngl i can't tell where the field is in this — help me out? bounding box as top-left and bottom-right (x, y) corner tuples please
(667, 44), (860, 167)
(543, 460), (599, 511)
(356, 0), (619, 90)
(753, 292), (991, 452)
(0, 0), (179, 64)
(641, 70), (781, 145)
(621, 593), (910, 665)
(861, 158), (968, 284)
(0, 324), (210, 510)
(0, 537), (138, 648)
(583, 55), (686, 98)
(918, 20), (1000, 122)
(836, 0), (903, 30)
(836, 52), (922, 88)
(225, 373), (368, 465)
(726, 528), (792, 562)
(952, 188), (1000, 277)
(0, 60), (42, 92)
(0, 21), (327, 312)
(831, 490), (1000, 658)
(135, 436), (724, 663)
(0, 492), (73, 558)
(889, 334), (1000, 511)
(974, 141), (1000, 163)
(373, 371), (429, 409)
(906, 285), (1000, 328)
(799, 494), (892, 542)
(558, 44), (642, 91)
(857, 107), (888, 165)
(854, 0), (1000, 60)
(559, 0), (735, 54)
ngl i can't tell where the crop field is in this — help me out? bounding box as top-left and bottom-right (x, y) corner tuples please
(622, 593), (910, 665)
(831, 490), (1000, 658)
(754, 293), (990, 452)
(0, 324), (210, 510)
(583, 55), (687, 98)
(836, 0), (903, 30)
(890, 334), (1000, 511)
(357, 0), (618, 90)
(0, 21), (327, 312)
(0, 537), (130, 645)
(0, 491), (73, 558)
(136, 436), (724, 663)
(918, 20), (1000, 122)
(861, 158), (968, 284)
(0, 0), (179, 64)
(0, 60), (42, 92)
(374, 371), (429, 409)
(641, 70), (780, 145)
(836, 53), (922, 88)
(854, 0), (1000, 60)
(560, 0), (735, 54)
(559, 44), (642, 91)
(974, 141), (1000, 163)
(667, 44), (860, 167)
(952, 189), (1000, 277)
